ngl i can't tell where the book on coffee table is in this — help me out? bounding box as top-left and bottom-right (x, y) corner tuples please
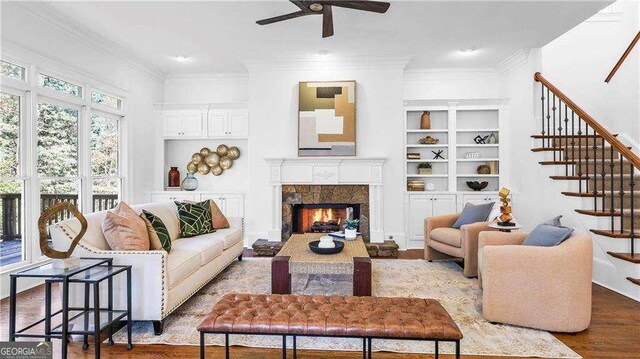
(329, 232), (361, 239)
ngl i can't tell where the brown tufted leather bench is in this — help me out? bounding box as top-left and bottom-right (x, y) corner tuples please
(197, 293), (463, 359)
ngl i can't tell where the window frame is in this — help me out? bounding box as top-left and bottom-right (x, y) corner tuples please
(0, 54), (130, 274)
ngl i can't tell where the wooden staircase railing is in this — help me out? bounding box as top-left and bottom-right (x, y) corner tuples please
(533, 73), (640, 281)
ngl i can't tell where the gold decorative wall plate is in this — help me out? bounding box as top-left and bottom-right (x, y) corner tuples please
(38, 202), (87, 259)
(185, 145), (240, 177)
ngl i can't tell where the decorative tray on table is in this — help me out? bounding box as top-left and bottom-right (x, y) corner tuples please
(308, 240), (345, 255)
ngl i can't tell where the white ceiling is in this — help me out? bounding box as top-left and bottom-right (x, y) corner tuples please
(17, 1), (611, 74)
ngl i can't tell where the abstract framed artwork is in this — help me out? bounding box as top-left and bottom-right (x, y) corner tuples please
(298, 80), (356, 156)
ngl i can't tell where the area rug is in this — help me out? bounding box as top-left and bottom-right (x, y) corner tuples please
(113, 258), (580, 358)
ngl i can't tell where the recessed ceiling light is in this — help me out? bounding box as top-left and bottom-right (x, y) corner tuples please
(318, 50), (330, 57)
(175, 54), (189, 62)
(459, 48), (479, 56)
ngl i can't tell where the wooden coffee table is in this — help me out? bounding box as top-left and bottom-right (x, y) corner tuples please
(271, 233), (372, 296)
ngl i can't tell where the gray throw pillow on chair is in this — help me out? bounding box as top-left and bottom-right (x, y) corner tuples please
(522, 223), (573, 247)
(543, 215), (563, 227)
(452, 202), (495, 229)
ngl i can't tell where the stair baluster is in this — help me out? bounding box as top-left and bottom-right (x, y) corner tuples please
(620, 154), (625, 234)
(578, 116), (583, 193)
(601, 137), (606, 212)
(541, 85), (546, 145)
(552, 94), (557, 161)
(564, 104), (569, 177)
(546, 88), (551, 149)
(630, 164), (636, 256)
(610, 146), (616, 231)
(570, 112), (575, 177)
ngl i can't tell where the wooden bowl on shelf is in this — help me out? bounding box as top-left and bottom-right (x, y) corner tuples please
(466, 181), (489, 191)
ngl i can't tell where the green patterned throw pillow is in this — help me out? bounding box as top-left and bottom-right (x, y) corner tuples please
(141, 210), (172, 252)
(175, 200), (216, 238)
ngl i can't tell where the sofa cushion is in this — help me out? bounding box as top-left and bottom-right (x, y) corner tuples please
(167, 248), (202, 288)
(171, 237), (224, 265)
(429, 227), (462, 248)
(523, 223), (574, 247)
(452, 202), (495, 229)
(175, 200), (216, 238)
(133, 202), (181, 241)
(140, 210), (172, 252)
(102, 202), (150, 251)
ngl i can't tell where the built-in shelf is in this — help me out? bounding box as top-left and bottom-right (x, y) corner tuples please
(406, 129), (449, 133)
(457, 174), (500, 177)
(406, 144), (448, 148)
(456, 128), (499, 132)
(407, 174), (449, 178)
(406, 159), (448, 163)
(456, 158), (500, 162)
(457, 144), (499, 147)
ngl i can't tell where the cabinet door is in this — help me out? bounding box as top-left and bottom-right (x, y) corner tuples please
(408, 196), (434, 242)
(431, 195), (457, 216)
(222, 195), (244, 217)
(161, 112), (182, 137)
(461, 194), (492, 206)
(228, 111), (249, 137)
(207, 112), (227, 137)
(150, 193), (196, 202)
(181, 111), (203, 137)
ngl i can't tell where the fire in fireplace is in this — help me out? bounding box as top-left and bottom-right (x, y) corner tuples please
(292, 204), (360, 234)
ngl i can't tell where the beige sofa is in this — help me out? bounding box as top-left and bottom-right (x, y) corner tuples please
(424, 213), (495, 277)
(50, 201), (244, 334)
(477, 230), (592, 333)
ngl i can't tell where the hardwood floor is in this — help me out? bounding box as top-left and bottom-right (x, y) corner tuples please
(1, 249), (638, 358)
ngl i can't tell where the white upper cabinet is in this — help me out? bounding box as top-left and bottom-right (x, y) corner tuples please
(162, 110), (203, 138)
(207, 110), (249, 138)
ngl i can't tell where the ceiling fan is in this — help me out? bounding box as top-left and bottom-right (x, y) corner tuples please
(256, 0), (391, 38)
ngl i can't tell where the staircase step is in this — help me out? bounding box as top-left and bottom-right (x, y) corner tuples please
(539, 160), (576, 166)
(550, 175), (590, 180)
(562, 191), (604, 198)
(627, 277), (640, 286)
(590, 229), (639, 238)
(607, 252), (640, 263)
(532, 147), (564, 152)
(576, 209), (623, 217)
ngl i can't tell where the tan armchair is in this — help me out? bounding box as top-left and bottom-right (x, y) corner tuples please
(424, 213), (495, 277)
(477, 230), (592, 333)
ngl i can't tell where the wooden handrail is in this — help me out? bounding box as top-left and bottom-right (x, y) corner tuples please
(605, 31), (640, 83)
(534, 72), (640, 169)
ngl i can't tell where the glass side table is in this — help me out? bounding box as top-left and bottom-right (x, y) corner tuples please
(9, 257), (133, 359)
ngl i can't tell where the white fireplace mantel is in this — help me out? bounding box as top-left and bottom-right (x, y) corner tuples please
(265, 157), (387, 243)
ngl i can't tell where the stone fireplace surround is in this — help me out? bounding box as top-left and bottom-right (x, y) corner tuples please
(282, 185), (370, 241)
(265, 157), (386, 243)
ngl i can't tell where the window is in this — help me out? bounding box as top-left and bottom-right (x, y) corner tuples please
(90, 112), (121, 211)
(91, 90), (122, 110)
(38, 73), (83, 98)
(0, 91), (24, 266)
(1, 61), (26, 81)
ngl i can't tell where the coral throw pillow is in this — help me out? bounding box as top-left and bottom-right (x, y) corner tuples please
(102, 202), (150, 251)
(210, 201), (230, 229)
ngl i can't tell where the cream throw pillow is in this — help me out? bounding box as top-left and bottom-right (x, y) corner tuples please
(102, 202), (150, 251)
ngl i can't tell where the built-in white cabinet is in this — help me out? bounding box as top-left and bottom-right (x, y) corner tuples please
(460, 193), (496, 207)
(407, 194), (457, 243)
(207, 110), (249, 138)
(162, 110), (203, 138)
(147, 192), (245, 218)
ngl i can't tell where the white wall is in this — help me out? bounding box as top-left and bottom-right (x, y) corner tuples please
(542, 1), (640, 140)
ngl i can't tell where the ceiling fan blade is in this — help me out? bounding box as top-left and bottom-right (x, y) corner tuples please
(322, 1), (390, 14)
(256, 11), (309, 25)
(322, 5), (334, 38)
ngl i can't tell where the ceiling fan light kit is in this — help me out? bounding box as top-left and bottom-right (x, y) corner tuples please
(256, 0), (391, 38)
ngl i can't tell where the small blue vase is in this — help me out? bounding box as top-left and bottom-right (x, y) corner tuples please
(181, 173), (198, 191)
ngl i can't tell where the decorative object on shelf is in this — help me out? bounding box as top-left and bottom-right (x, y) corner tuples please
(227, 146), (241, 160)
(419, 135), (439, 145)
(420, 111), (431, 129)
(497, 187), (515, 226)
(204, 152), (220, 167)
(407, 180), (425, 191)
(488, 132), (498, 144)
(200, 147), (211, 156)
(317, 235), (336, 249)
(308, 239), (344, 255)
(298, 80), (356, 156)
(344, 219), (359, 240)
(181, 173), (199, 191)
(407, 152), (421, 160)
(168, 167), (180, 188)
(38, 202), (87, 268)
(417, 162), (433, 175)
(466, 181), (489, 191)
(219, 156), (233, 170)
(464, 151), (479, 159)
(432, 150), (445, 160)
(197, 163), (210, 175)
(476, 165), (491, 175)
(210, 165), (223, 176)
(474, 135), (489, 144)
(489, 161), (499, 174)
(191, 153), (203, 164)
(426, 182), (436, 191)
(186, 162), (197, 174)
(216, 144), (229, 157)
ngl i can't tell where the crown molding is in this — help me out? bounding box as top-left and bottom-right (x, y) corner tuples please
(11, 1), (166, 81)
(241, 56), (412, 72)
(494, 49), (532, 74)
(403, 68), (499, 81)
(164, 72), (249, 85)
